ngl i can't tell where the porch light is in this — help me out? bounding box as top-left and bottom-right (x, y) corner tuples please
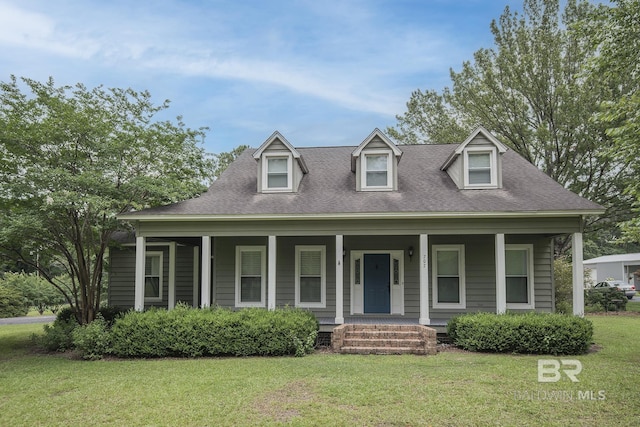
(408, 246), (414, 260)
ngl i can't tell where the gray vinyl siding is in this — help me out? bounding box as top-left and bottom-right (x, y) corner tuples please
(109, 233), (555, 320)
(108, 244), (197, 309)
(109, 247), (136, 308)
(175, 245), (195, 306)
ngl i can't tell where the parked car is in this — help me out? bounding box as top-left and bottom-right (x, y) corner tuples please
(594, 280), (636, 300)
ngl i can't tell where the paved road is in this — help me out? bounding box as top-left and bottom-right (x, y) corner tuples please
(0, 315), (55, 325)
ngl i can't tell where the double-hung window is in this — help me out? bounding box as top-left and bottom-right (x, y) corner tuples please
(506, 244), (534, 309)
(295, 246), (326, 308)
(144, 252), (163, 302)
(432, 245), (466, 308)
(362, 151), (392, 190)
(464, 147), (497, 188)
(263, 154), (292, 191)
(236, 246), (266, 307)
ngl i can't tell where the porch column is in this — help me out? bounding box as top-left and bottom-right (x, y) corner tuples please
(495, 233), (507, 314)
(419, 234), (430, 325)
(168, 242), (176, 309)
(201, 236), (211, 308)
(268, 235), (276, 310)
(134, 236), (146, 311)
(572, 232), (585, 317)
(335, 234), (344, 324)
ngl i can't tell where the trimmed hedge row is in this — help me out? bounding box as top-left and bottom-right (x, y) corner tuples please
(72, 305), (319, 359)
(447, 312), (593, 355)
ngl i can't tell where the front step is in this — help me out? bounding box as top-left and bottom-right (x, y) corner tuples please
(332, 324), (437, 355)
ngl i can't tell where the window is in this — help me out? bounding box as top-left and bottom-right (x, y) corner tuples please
(506, 244), (534, 309)
(262, 153), (292, 192)
(464, 147), (497, 188)
(144, 252), (163, 302)
(362, 151), (392, 190)
(295, 246), (326, 308)
(235, 246), (266, 307)
(432, 245), (466, 308)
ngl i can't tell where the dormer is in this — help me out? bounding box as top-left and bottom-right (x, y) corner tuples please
(351, 128), (403, 192)
(440, 126), (508, 190)
(253, 131), (308, 193)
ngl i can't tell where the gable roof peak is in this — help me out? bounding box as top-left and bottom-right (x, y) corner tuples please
(441, 126), (509, 171)
(252, 130), (302, 160)
(351, 128), (403, 158)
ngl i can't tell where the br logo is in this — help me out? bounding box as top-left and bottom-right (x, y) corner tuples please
(537, 359), (582, 383)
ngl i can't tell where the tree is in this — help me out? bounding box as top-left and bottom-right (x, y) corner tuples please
(586, 0), (640, 242)
(0, 76), (214, 324)
(212, 145), (249, 179)
(0, 272), (67, 315)
(388, 0), (634, 254)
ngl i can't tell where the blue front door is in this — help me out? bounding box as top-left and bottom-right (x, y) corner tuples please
(364, 254), (390, 313)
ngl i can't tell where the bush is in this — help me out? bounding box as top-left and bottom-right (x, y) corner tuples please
(584, 287), (627, 312)
(447, 312), (593, 355)
(0, 285), (28, 318)
(0, 272), (66, 315)
(109, 306), (319, 358)
(37, 305), (127, 352)
(38, 319), (77, 352)
(72, 315), (112, 360)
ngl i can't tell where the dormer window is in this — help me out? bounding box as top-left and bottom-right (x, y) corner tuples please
(441, 127), (507, 190)
(464, 147), (498, 188)
(364, 151), (392, 189)
(266, 155), (291, 190)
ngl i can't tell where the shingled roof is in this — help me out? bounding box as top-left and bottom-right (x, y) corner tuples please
(121, 143), (603, 219)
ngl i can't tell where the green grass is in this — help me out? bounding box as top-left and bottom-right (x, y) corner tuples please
(1, 316), (640, 426)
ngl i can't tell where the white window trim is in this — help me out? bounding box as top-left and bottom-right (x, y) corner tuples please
(144, 251), (163, 303)
(463, 146), (498, 189)
(235, 246), (267, 308)
(295, 245), (326, 308)
(506, 244), (535, 310)
(262, 152), (293, 192)
(432, 244), (466, 309)
(361, 150), (393, 191)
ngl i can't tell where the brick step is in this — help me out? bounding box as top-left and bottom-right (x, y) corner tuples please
(343, 338), (425, 349)
(332, 324), (438, 355)
(341, 346), (428, 355)
(344, 330), (422, 340)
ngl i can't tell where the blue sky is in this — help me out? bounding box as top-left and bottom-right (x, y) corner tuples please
(0, 0), (521, 154)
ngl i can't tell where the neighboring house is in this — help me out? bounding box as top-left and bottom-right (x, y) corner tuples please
(111, 127), (603, 331)
(584, 253), (640, 288)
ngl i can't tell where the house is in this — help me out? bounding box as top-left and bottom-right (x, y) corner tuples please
(111, 127), (603, 333)
(584, 253), (640, 288)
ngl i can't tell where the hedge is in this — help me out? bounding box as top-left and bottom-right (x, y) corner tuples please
(447, 312), (593, 355)
(83, 305), (319, 359)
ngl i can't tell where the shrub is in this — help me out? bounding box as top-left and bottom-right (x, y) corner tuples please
(0, 272), (66, 315)
(38, 319), (77, 352)
(0, 285), (28, 318)
(37, 305), (127, 352)
(448, 312), (593, 355)
(109, 306), (319, 358)
(584, 287), (627, 312)
(72, 315), (112, 360)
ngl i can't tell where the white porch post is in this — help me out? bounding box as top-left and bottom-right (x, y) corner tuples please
(168, 242), (176, 309)
(419, 234), (430, 325)
(200, 236), (211, 308)
(335, 234), (344, 324)
(268, 235), (277, 310)
(495, 233), (507, 314)
(572, 232), (585, 317)
(134, 236), (146, 311)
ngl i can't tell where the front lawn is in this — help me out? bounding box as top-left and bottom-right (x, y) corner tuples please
(1, 316), (639, 426)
